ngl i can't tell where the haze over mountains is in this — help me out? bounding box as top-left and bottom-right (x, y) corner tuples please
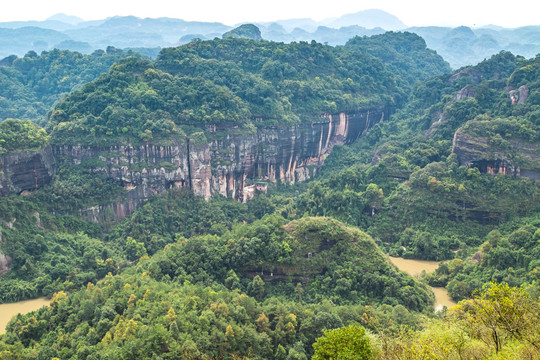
(0, 9), (539, 68)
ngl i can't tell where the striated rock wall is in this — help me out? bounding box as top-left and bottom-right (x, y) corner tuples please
(71, 108), (387, 220)
(199, 108), (387, 202)
(0, 146), (56, 196)
(3, 108), (387, 222)
(53, 140), (191, 222)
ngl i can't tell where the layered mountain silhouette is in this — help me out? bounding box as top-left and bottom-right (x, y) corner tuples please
(0, 10), (539, 68)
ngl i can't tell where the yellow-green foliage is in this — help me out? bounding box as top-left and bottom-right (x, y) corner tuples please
(0, 119), (48, 154)
(312, 325), (373, 359)
(375, 283), (540, 360)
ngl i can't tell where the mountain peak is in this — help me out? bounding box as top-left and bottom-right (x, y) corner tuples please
(46, 13), (83, 25)
(222, 24), (262, 40)
(327, 9), (406, 30)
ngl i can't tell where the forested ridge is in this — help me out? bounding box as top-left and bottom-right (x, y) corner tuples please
(0, 47), (145, 125)
(47, 33), (448, 145)
(0, 31), (539, 359)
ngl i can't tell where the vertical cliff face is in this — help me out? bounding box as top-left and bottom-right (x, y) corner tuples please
(194, 108), (387, 202)
(53, 140), (191, 222)
(0, 146), (56, 196)
(452, 129), (540, 180)
(2, 107), (387, 221)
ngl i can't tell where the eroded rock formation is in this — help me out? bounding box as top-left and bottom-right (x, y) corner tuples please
(452, 128), (540, 180)
(0, 146), (56, 196)
(508, 85), (529, 105)
(1, 108), (387, 221)
(60, 108), (387, 220)
(0, 253), (12, 275)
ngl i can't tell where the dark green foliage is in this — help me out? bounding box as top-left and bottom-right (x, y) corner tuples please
(34, 164), (126, 211)
(292, 50), (540, 263)
(143, 216), (433, 311)
(48, 34), (450, 145)
(0, 32), (538, 360)
(0, 48), (145, 124)
(0, 185), (254, 302)
(0, 228), (120, 302)
(0, 268), (423, 359)
(345, 32), (451, 89)
(426, 222), (540, 301)
(109, 189), (253, 255)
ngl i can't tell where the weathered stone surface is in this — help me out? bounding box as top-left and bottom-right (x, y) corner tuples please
(53, 140), (191, 221)
(452, 128), (540, 180)
(0, 253), (12, 275)
(3, 108), (388, 221)
(449, 68), (482, 83)
(454, 85), (476, 101)
(0, 146), (56, 196)
(508, 85), (529, 105)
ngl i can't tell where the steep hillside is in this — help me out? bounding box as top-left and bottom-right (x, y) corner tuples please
(291, 51), (539, 261)
(0, 34), (451, 305)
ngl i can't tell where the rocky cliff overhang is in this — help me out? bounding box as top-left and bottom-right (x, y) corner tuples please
(452, 129), (540, 180)
(0, 145), (56, 196)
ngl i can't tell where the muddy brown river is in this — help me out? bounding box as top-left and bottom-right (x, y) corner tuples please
(388, 256), (457, 311)
(0, 297), (50, 334)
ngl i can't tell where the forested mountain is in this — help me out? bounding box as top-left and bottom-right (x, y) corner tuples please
(48, 34), (448, 145)
(0, 48), (145, 124)
(291, 51), (540, 300)
(0, 29), (539, 359)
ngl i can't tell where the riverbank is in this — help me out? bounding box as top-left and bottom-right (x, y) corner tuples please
(0, 298), (50, 334)
(388, 256), (457, 311)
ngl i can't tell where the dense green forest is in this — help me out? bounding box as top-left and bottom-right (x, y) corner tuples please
(0, 47), (145, 125)
(48, 34), (448, 145)
(0, 119), (49, 154)
(0, 32), (539, 359)
(294, 51), (539, 261)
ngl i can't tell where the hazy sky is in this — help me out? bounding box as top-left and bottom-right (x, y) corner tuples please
(1, 0), (539, 28)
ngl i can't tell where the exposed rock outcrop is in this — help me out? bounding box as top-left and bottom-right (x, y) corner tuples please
(0, 229), (12, 275)
(0, 146), (56, 196)
(55, 108), (387, 221)
(454, 85), (476, 100)
(1, 108), (387, 222)
(452, 129), (540, 180)
(508, 85), (529, 105)
(53, 139), (191, 222)
(449, 68), (482, 83)
(0, 253), (12, 275)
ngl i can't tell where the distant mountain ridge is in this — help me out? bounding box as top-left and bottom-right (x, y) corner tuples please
(0, 11), (539, 68)
(326, 9), (406, 30)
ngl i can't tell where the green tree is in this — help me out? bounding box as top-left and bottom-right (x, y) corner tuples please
(451, 282), (540, 353)
(312, 325), (372, 359)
